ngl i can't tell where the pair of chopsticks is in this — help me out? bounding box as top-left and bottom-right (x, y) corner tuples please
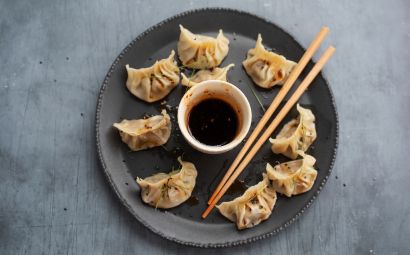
(202, 27), (335, 218)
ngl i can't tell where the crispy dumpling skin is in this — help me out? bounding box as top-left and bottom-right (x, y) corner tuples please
(243, 34), (296, 88)
(113, 110), (171, 151)
(136, 157), (198, 209)
(181, 63), (234, 87)
(266, 152), (317, 197)
(177, 25), (229, 69)
(270, 104), (317, 159)
(217, 175), (277, 230)
(126, 50), (180, 103)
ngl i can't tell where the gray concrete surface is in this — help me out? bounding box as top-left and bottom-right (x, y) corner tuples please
(1, 0), (409, 254)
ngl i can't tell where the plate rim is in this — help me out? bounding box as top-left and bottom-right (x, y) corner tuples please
(95, 7), (339, 248)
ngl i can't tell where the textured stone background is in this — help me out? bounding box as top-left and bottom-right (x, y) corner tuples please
(1, 0), (409, 254)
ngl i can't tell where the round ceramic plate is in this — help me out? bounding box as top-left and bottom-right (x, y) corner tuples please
(96, 8), (338, 247)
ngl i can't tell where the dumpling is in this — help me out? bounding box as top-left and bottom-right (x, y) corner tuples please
(177, 25), (229, 69)
(266, 152), (317, 197)
(242, 34), (296, 88)
(125, 50), (180, 103)
(217, 175), (277, 230)
(136, 157), (198, 209)
(113, 110), (171, 151)
(269, 104), (317, 159)
(180, 63), (234, 87)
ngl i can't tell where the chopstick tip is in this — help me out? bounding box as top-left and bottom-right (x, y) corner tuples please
(201, 210), (209, 219)
(202, 202), (217, 219)
(327, 45), (336, 53)
(322, 26), (330, 31)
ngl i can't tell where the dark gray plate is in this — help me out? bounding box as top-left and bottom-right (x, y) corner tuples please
(95, 8), (338, 247)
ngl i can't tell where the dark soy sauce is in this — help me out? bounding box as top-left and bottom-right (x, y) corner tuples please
(188, 99), (238, 146)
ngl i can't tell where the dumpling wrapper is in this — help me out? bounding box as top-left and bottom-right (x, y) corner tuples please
(269, 104), (317, 159)
(243, 34), (296, 88)
(217, 174), (277, 230)
(177, 25), (229, 69)
(136, 157), (198, 209)
(113, 110), (171, 151)
(181, 63), (234, 87)
(126, 50), (180, 103)
(266, 152), (317, 197)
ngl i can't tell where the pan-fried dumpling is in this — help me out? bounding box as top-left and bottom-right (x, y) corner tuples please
(126, 50), (180, 103)
(217, 175), (277, 230)
(269, 104), (317, 159)
(181, 64), (235, 87)
(266, 152), (317, 197)
(177, 25), (229, 69)
(113, 110), (171, 151)
(243, 34), (296, 88)
(136, 157), (197, 209)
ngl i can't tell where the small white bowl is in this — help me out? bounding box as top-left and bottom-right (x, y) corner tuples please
(178, 80), (252, 154)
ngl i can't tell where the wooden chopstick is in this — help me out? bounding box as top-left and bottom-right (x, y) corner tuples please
(207, 27), (330, 205)
(202, 46), (336, 218)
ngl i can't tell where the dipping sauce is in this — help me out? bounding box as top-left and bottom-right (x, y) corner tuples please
(188, 99), (238, 146)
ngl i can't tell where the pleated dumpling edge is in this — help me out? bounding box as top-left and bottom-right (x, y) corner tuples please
(113, 110), (171, 151)
(266, 152), (317, 197)
(243, 34), (296, 88)
(125, 50), (180, 103)
(136, 157), (198, 209)
(180, 63), (235, 87)
(177, 25), (230, 69)
(217, 174), (277, 230)
(269, 104), (317, 159)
